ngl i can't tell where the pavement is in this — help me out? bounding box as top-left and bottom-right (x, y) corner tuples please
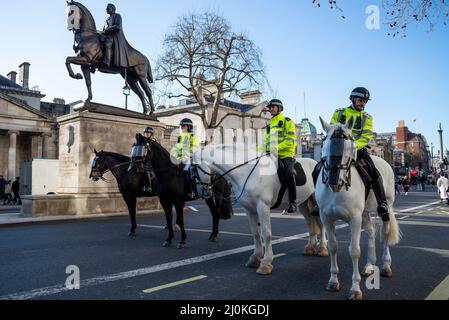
(0, 186), (448, 301)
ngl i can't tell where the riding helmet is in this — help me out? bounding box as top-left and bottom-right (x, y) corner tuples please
(266, 99), (284, 111)
(180, 118), (194, 127)
(144, 126), (154, 134)
(350, 87), (371, 101)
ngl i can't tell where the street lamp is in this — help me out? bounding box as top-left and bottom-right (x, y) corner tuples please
(122, 84), (131, 110)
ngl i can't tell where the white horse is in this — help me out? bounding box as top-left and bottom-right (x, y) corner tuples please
(315, 117), (401, 300)
(193, 143), (327, 275)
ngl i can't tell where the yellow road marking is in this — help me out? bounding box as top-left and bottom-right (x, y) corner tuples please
(142, 275), (207, 294)
(425, 275), (449, 300)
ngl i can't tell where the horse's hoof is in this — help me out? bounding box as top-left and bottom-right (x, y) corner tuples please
(209, 235), (218, 242)
(177, 243), (186, 249)
(303, 245), (316, 256)
(381, 266), (393, 278)
(75, 73), (83, 80)
(256, 263), (273, 275)
(348, 290), (363, 300)
(317, 247), (329, 257)
(128, 231), (136, 237)
(325, 282), (341, 292)
(162, 241), (171, 247)
(361, 266), (375, 277)
(245, 257), (261, 269)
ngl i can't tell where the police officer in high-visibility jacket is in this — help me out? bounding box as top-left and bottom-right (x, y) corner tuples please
(264, 99), (298, 214)
(312, 87), (389, 221)
(170, 118), (200, 200)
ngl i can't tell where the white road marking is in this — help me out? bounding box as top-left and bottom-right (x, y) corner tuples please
(142, 275), (207, 294)
(188, 206), (199, 212)
(425, 275), (449, 300)
(273, 253), (287, 259)
(232, 213), (305, 220)
(398, 216), (409, 220)
(138, 224), (284, 239)
(398, 221), (449, 228)
(1, 225), (349, 300)
(397, 201), (440, 213)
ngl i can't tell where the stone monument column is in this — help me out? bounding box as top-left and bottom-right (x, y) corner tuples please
(7, 130), (19, 179)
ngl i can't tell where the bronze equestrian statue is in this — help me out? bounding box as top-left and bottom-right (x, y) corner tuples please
(66, 2), (155, 115)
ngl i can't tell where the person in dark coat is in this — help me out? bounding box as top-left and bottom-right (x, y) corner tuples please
(11, 177), (21, 205)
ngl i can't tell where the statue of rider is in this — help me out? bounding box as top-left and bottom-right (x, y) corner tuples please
(101, 3), (131, 68)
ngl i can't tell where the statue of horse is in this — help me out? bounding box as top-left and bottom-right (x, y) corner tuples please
(315, 117), (401, 300)
(194, 144), (326, 275)
(65, 1), (155, 115)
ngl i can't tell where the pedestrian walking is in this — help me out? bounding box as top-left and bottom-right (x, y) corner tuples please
(437, 174), (449, 205)
(395, 176), (402, 196)
(403, 176), (410, 196)
(3, 181), (13, 205)
(11, 177), (21, 205)
(0, 175), (6, 202)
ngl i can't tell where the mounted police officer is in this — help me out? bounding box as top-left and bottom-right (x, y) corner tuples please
(170, 118), (200, 201)
(312, 87), (389, 221)
(264, 99), (298, 214)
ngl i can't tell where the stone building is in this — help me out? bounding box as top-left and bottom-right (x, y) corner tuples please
(0, 63), (73, 181)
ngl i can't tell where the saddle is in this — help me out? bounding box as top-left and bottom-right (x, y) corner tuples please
(271, 161), (307, 210)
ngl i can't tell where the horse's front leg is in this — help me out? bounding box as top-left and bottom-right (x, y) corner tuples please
(256, 203), (273, 275)
(124, 194), (137, 237)
(361, 212), (377, 277)
(348, 216), (363, 300)
(161, 200), (174, 247)
(174, 201), (187, 249)
(323, 217), (340, 293)
(245, 209), (263, 270)
(65, 56), (83, 80)
(205, 197), (219, 242)
(81, 65), (93, 101)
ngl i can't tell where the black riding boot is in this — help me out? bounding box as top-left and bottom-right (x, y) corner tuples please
(283, 158), (297, 214)
(372, 176), (390, 222)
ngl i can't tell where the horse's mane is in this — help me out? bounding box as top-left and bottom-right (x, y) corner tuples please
(71, 1), (97, 30)
(148, 138), (171, 159)
(98, 151), (130, 162)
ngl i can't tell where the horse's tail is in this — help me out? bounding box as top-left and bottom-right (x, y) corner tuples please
(147, 58), (154, 83)
(384, 212), (402, 246)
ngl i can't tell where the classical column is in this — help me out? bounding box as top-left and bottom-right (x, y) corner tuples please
(8, 131), (19, 179)
(41, 132), (53, 159)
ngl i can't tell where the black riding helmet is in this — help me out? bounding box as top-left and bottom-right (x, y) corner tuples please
(266, 99), (284, 112)
(350, 87), (371, 101)
(144, 126), (154, 134)
(180, 118), (193, 127)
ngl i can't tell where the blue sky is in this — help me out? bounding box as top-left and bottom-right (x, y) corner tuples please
(1, 0), (448, 153)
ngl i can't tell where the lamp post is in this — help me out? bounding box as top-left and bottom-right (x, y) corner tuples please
(122, 84), (131, 110)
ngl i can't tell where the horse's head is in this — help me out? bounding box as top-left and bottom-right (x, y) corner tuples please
(66, 1), (96, 32)
(320, 116), (357, 192)
(66, 2), (82, 31)
(89, 149), (108, 181)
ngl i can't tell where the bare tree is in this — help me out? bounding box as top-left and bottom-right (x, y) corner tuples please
(156, 12), (266, 129)
(313, 0), (449, 36)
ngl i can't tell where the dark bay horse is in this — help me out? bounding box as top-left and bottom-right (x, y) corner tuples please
(65, 1), (154, 114)
(134, 134), (233, 248)
(89, 141), (232, 246)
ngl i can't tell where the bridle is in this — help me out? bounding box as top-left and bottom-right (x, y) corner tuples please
(322, 127), (357, 191)
(90, 154), (131, 183)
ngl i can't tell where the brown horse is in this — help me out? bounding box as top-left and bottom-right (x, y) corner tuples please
(65, 1), (154, 114)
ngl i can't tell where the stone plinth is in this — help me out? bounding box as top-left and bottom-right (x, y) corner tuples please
(22, 102), (164, 217)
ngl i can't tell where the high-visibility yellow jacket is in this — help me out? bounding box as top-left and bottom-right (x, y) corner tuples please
(170, 132), (200, 162)
(330, 106), (374, 150)
(263, 113), (297, 159)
